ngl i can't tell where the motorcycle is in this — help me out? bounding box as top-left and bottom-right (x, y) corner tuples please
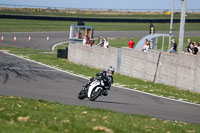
(78, 76), (108, 101)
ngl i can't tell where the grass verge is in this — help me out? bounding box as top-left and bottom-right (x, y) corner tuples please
(0, 95), (200, 133)
(0, 45), (200, 104)
(1, 18), (200, 32)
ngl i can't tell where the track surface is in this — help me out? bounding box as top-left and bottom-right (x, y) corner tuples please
(1, 31), (200, 50)
(0, 31), (200, 124)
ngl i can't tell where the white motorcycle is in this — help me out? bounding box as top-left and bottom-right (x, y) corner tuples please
(78, 76), (108, 101)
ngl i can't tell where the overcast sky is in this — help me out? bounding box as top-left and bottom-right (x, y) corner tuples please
(1, 0), (199, 10)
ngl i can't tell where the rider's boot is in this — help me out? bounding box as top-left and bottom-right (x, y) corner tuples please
(102, 90), (108, 96)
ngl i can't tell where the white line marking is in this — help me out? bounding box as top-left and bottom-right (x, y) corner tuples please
(2, 51), (200, 107)
(51, 41), (69, 52)
(1, 67), (59, 71)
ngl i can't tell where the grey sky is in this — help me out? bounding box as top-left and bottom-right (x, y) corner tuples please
(0, 0), (199, 10)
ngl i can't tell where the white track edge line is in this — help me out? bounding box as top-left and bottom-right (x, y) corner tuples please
(51, 41), (69, 52)
(2, 51), (200, 107)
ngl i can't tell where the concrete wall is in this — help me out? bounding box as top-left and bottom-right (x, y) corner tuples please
(156, 52), (178, 87)
(195, 55), (200, 92)
(120, 48), (160, 81)
(176, 53), (196, 91)
(156, 53), (200, 93)
(68, 43), (200, 93)
(68, 44), (118, 71)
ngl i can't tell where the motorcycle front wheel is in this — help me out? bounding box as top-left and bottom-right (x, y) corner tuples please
(89, 87), (102, 101)
(78, 90), (87, 100)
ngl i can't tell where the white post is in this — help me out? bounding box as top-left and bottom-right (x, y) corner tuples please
(178, 0), (187, 53)
(162, 36), (165, 52)
(168, 0), (175, 51)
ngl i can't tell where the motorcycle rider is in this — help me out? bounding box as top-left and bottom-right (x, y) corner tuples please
(95, 66), (115, 96)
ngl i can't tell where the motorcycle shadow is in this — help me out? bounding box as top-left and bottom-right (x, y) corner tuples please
(92, 100), (134, 106)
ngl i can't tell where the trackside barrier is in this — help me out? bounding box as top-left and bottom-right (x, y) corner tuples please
(68, 43), (200, 93)
(1, 14), (200, 23)
(68, 44), (118, 71)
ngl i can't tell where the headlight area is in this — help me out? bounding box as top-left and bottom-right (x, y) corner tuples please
(101, 80), (104, 86)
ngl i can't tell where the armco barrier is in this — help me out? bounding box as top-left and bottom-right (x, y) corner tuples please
(1, 14), (200, 23)
(68, 43), (200, 93)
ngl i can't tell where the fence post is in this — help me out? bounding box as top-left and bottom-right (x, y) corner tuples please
(116, 48), (122, 73)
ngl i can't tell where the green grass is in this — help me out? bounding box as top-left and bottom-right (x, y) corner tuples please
(1, 18), (200, 32)
(0, 96), (200, 133)
(54, 42), (69, 52)
(1, 45), (200, 104)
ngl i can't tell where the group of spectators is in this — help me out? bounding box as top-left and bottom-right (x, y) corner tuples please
(96, 37), (109, 48)
(128, 38), (150, 52)
(169, 38), (200, 55)
(185, 38), (199, 55)
(82, 35), (95, 46)
(82, 36), (200, 55)
(83, 36), (109, 48)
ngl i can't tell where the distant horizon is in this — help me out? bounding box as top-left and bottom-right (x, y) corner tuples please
(0, 3), (199, 13)
(0, 0), (200, 11)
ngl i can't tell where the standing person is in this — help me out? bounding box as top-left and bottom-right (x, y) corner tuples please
(169, 39), (177, 53)
(103, 37), (109, 48)
(128, 38), (135, 48)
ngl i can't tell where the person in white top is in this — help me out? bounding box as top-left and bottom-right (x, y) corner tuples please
(103, 37), (109, 48)
(83, 36), (88, 45)
(141, 39), (150, 52)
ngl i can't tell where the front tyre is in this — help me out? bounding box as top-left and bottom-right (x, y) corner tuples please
(89, 87), (102, 101)
(78, 90), (87, 100)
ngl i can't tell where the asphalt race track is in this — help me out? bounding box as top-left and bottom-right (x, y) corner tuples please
(0, 31), (200, 124)
(1, 31), (200, 50)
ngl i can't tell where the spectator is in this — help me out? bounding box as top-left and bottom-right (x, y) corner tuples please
(88, 39), (95, 47)
(194, 41), (200, 53)
(103, 37), (109, 48)
(97, 37), (104, 47)
(86, 36), (90, 44)
(75, 32), (82, 39)
(192, 41), (199, 55)
(169, 39), (177, 53)
(186, 38), (193, 52)
(141, 39), (150, 52)
(189, 44), (197, 55)
(83, 36), (87, 45)
(128, 38), (135, 48)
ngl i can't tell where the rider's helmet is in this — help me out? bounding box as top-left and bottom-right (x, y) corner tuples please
(107, 66), (115, 75)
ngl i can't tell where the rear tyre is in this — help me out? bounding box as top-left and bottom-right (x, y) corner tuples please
(89, 87), (102, 101)
(78, 90), (87, 100)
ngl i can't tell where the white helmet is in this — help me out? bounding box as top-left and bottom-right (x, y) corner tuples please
(108, 66), (115, 75)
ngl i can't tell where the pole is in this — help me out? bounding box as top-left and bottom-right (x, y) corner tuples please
(168, 0), (175, 51)
(178, 0), (187, 53)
